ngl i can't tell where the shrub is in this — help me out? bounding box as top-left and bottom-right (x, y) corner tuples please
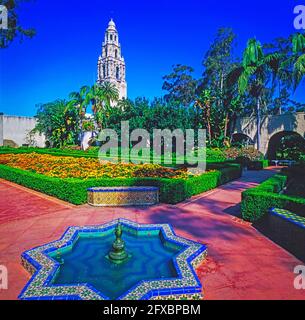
(241, 174), (305, 221)
(282, 163), (305, 198)
(224, 147), (264, 161)
(299, 154), (305, 164)
(0, 163), (241, 205)
(0, 146), (229, 163)
(247, 160), (269, 170)
(206, 148), (226, 162)
(235, 156), (251, 168)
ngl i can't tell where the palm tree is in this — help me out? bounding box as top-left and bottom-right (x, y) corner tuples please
(69, 85), (91, 132)
(117, 98), (133, 112)
(228, 39), (280, 151)
(69, 85), (91, 117)
(99, 82), (119, 108)
(292, 33), (305, 91)
(69, 86), (92, 148)
(90, 82), (119, 128)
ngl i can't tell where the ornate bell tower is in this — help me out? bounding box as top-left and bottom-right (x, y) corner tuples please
(97, 19), (127, 100)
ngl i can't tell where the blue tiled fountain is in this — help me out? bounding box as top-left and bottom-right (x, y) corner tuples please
(19, 219), (207, 300)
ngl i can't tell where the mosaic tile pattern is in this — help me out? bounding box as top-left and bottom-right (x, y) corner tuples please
(270, 208), (305, 229)
(19, 219), (207, 300)
(87, 187), (159, 206)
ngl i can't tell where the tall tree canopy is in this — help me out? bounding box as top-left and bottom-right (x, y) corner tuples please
(35, 100), (80, 148)
(197, 28), (239, 145)
(0, 0), (35, 49)
(162, 64), (198, 107)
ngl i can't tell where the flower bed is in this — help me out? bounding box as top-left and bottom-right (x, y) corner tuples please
(0, 153), (242, 205)
(0, 153), (189, 179)
(0, 146), (227, 164)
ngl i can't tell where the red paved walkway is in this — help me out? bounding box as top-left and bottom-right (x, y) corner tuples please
(0, 168), (304, 300)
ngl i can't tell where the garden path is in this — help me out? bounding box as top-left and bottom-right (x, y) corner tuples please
(0, 168), (304, 300)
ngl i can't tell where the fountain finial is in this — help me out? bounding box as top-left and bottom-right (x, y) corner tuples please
(106, 221), (131, 264)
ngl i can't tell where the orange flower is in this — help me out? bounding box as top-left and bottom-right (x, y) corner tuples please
(0, 153), (192, 180)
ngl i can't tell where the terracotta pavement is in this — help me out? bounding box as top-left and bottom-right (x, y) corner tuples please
(0, 167), (304, 300)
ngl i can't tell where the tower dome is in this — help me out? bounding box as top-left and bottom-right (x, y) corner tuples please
(107, 19), (116, 30)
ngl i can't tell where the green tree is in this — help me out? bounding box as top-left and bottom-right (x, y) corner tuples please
(195, 90), (213, 144)
(162, 64), (198, 107)
(91, 82), (119, 128)
(99, 82), (120, 108)
(228, 39), (280, 151)
(69, 86), (91, 117)
(0, 0), (36, 49)
(69, 85), (91, 132)
(292, 32), (305, 90)
(35, 100), (80, 148)
(264, 37), (293, 114)
(200, 28), (239, 145)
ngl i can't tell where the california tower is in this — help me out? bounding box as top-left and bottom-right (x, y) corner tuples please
(97, 19), (127, 99)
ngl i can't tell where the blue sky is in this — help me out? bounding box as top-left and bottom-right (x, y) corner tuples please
(0, 0), (304, 116)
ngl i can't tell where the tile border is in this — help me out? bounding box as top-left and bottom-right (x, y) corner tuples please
(19, 219), (207, 300)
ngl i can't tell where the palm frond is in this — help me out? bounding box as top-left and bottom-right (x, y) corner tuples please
(242, 39), (263, 67)
(292, 33), (305, 54)
(238, 66), (256, 95)
(226, 66), (244, 88)
(293, 54), (305, 90)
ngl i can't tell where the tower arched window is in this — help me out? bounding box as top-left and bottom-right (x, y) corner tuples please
(116, 66), (120, 80)
(110, 34), (113, 41)
(115, 49), (118, 59)
(103, 65), (106, 78)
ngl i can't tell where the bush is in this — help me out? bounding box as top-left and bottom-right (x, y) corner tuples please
(299, 154), (305, 164)
(206, 148), (226, 162)
(0, 146), (229, 162)
(247, 160), (269, 170)
(0, 146), (99, 159)
(0, 163), (242, 205)
(235, 156), (251, 168)
(282, 163), (305, 198)
(224, 147), (264, 161)
(241, 174), (305, 221)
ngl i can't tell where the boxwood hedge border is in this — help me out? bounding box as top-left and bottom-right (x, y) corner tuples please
(241, 174), (305, 222)
(0, 163), (242, 205)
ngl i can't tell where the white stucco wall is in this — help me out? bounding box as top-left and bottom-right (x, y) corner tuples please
(0, 114), (45, 147)
(235, 112), (305, 155)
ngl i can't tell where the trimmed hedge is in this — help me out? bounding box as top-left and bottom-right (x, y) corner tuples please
(0, 147), (227, 165)
(0, 163), (242, 205)
(232, 157), (269, 171)
(241, 174), (305, 222)
(247, 160), (269, 171)
(0, 147), (98, 159)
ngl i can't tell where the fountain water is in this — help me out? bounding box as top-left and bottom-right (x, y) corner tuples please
(19, 219), (207, 300)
